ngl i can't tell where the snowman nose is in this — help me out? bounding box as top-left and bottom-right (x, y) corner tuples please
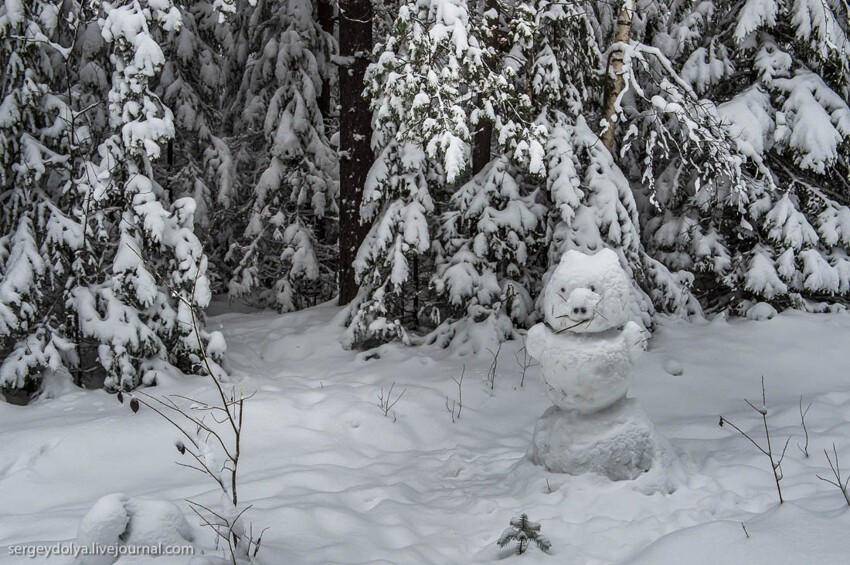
(572, 307), (588, 316)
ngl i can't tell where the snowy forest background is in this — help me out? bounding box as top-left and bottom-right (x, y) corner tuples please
(3, 1), (850, 563)
(1, 0), (849, 399)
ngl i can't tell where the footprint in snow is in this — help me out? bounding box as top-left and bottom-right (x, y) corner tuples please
(1, 439), (60, 478)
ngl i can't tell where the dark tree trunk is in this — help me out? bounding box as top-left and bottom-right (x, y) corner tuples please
(472, 0), (499, 175)
(472, 121), (492, 175)
(317, 0), (334, 117)
(337, 0), (373, 304)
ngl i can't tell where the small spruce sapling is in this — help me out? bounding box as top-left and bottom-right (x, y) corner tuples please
(497, 513), (551, 555)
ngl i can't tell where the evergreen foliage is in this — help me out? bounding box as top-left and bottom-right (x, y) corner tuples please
(624, 0), (850, 314)
(0, 0), (225, 402)
(497, 513), (551, 555)
(3, 0), (849, 398)
(225, 0), (338, 312)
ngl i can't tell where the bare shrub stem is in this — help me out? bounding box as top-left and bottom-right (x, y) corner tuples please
(486, 343), (502, 390)
(378, 382), (406, 420)
(817, 443), (850, 506)
(445, 365), (465, 423)
(719, 377), (791, 504)
(798, 396), (812, 457)
(514, 338), (537, 388)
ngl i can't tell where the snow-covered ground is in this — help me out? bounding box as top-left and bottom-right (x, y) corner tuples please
(2, 304), (850, 564)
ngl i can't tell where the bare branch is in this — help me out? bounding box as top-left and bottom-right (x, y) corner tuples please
(515, 340), (537, 388)
(797, 396), (812, 457)
(377, 382), (406, 419)
(719, 377), (789, 504)
(117, 239), (263, 562)
(445, 365), (465, 423)
(817, 444), (850, 506)
(486, 343), (502, 390)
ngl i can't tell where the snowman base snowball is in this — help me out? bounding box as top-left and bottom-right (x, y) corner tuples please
(528, 398), (666, 481)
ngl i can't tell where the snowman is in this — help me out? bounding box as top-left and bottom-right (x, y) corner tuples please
(526, 249), (665, 480)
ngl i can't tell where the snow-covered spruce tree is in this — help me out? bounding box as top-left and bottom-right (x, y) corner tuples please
(226, 0), (338, 312)
(434, 156), (547, 330)
(347, 0), (698, 347)
(348, 0), (566, 348)
(427, 0), (691, 333)
(542, 110), (700, 325)
(1, 0), (226, 401)
(429, 2), (549, 335)
(612, 0), (850, 314)
(344, 0), (488, 347)
(344, 139), (435, 346)
(0, 0), (81, 400)
(80, 0), (226, 387)
(154, 0), (237, 232)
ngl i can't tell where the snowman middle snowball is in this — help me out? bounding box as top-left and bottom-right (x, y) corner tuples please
(525, 248), (645, 414)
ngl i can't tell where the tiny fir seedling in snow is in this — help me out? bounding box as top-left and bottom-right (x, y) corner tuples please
(497, 513), (551, 556)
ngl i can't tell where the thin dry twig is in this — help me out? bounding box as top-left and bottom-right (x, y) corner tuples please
(514, 338), (538, 388)
(817, 443), (850, 507)
(378, 382), (406, 419)
(121, 241), (262, 563)
(719, 377), (791, 504)
(486, 343), (502, 390)
(445, 365), (465, 423)
(797, 396), (812, 458)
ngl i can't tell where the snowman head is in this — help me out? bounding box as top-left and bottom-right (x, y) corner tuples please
(543, 249), (633, 334)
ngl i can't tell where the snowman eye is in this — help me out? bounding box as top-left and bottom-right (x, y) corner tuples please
(590, 285), (596, 292)
(560, 287), (566, 293)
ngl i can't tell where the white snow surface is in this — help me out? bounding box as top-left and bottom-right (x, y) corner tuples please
(1, 303), (850, 563)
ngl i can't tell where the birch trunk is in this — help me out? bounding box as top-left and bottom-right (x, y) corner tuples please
(601, 0), (634, 152)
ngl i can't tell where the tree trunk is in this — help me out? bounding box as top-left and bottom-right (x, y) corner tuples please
(472, 121), (492, 175)
(337, 0), (373, 304)
(317, 0), (334, 117)
(601, 0), (634, 152)
(472, 0), (499, 175)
